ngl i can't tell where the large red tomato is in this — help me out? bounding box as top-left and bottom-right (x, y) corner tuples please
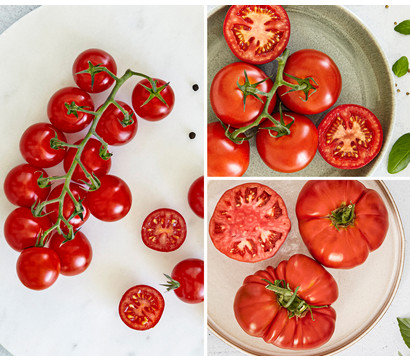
(296, 180), (389, 269)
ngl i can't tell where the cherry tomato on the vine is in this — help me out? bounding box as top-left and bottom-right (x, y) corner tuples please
(187, 176), (204, 218)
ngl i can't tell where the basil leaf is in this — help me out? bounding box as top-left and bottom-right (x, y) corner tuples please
(388, 134), (410, 174)
(395, 20), (410, 35)
(398, 318), (410, 348)
(392, 56), (409, 77)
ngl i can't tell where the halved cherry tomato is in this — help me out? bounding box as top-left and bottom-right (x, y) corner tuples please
(187, 176), (204, 218)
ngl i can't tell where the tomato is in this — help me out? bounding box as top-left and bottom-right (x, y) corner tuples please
(118, 285), (165, 331)
(141, 208), (187, 252)
(4, 164), (50, 207)
(207, 122), (250, 177)
(47, 87), (95, 133)
(210, 62), (275, 127)
(131, 78), (175, 121)
(72, 48), (117, 93)
(209, 183), (291, 263)
(296, 180), (389, 269)
(187, 176), (204, 218)
(63, 138), (112, 184)
(277, 49), (342, 115)
(48, 231), (92, 276)
(4, 207), (52, 252)
(87, 174), (132, 222)
(20, 122), (67, 168)
(16, 247), (60, 290)
(318, 104), (383, 169)
(256, 112), (318, 173)
(234, 254), (338, 350)
(223, 5), (290, 65)
(95, 101), (138, 146)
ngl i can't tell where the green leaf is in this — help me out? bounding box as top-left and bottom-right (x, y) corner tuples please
(388, 134), (410, 173)
(395, 20), (410, 35)
(398, 318), (410, 348)
(392, 56), (409, 77)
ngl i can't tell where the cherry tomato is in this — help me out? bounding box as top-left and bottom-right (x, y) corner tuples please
(72, 48), (117, 93)
(141, 208), (187, 252)
(223, 5), (290, 65)
(207, 122), (250, 177)
(20, 122), (67, 168)
(187, 176), (204, 218)
(87, 175), (132, 222)
(47, 87), (95, 133)
(131, 78), (175, 121)
(318, 104), (383, 169)
(16, 247), (60, 290)
(4, 207), (52, 252)
(48, 231), (92, 276)
(256, 112), (318, 173)
(95, 101), (138, 146)
(277, 49), (342, 115)
(210, 62), (275, 127)
(118, 285), (165, 331)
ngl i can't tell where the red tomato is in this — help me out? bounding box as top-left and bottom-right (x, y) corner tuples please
(118, 285), (165, 330)
(20, 122), (67, 168)
(4, 207), (52, 252)
(234, 254), (338, 350)
(131, 78), (175, 121)
(87, 175), (132, 222)
(223, 5), (290, 65)
(72, 48), (117, 93)
(296, 180), (389, 269)
(16, 247), (60, 290)
(4, 164), (50, 207)
(47, 87), (95, 133)
(141, 208), (187, 252)
(209, 183), (291, 262)
(256, 112), (318, 173)
(48, 231), (92, 276)
(278, 49), (342, 115)
(210, 62), (275, 127)
(63, 138), (111, 183)
(318, 104), (383, 169)
(96, 101), (138, 146)
(207, 122), (250, 177)
(187, 176), (204, 218)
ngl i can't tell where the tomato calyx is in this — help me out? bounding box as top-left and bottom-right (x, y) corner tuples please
(138, 79), (171, 108)
(160, 274), (181, 292)
(329, 203), (356, 230)
(236, 70), (271, 111)
(258, 103), (294, 138)
(281, 72), (318, 102)
(75, 61), (119, 91)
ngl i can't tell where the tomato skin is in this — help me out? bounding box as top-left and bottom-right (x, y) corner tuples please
(131, 79), (175, 121)
(16, 247), (60, 290)
(210, 62), (275, 127)
(20, 122), (67, 168)
(187, 176), (204, 218)
(47, 87), (95, 133)
(72, 48), (117, 93)
(296, 180), (389, 269)
(256, 112), (318, 173)
(278, 49), (342, 115)
(234, 254), (338, 350)
(207, 122), (250, 177)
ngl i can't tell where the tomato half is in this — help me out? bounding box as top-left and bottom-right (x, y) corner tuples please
(118, 285), (165, 331)
(187, 176), (204, 218)
(318, 104), (383, 169)
(296, 180), (389, 269)
(209, 183), (291, 262)
(277, 49), (342, 115)
(223, 5), (290, 65)
(256, 112), (318, 173)
(234, 254), (338, 350)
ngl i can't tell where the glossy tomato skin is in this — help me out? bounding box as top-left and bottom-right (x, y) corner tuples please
(72, 48), (117, 93)
(171, 258), (204, 304)
(256, 112), (318, 173)
(47, 87), (95, 133)
(20, 123), (67, 168)
(131, 79), (175, 121)
(209, 183), (291, 262)
(210, 62), (275, 127)
(207, 122), (250, 177)
(278, 49), (342, 115)
(223, 5), (290, 65)
(296, 180), (389, 269)
(87, 175), (132, 222)
(16, 247), (60, 290)
(234, 254), (338, 350)
(187, 176), (204, 218)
